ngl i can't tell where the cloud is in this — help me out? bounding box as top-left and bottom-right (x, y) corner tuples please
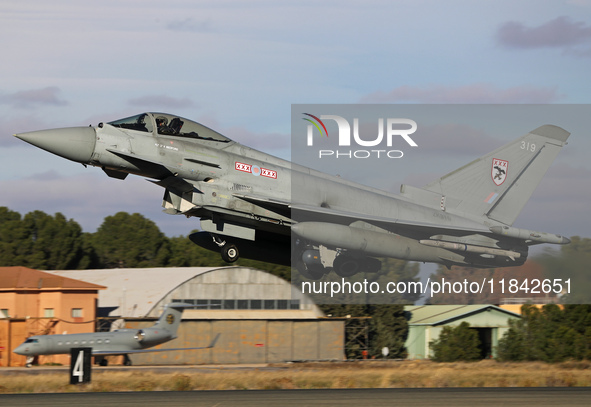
(360, 84), (561, 103)
(564, 46), (591, 57)
(567, 0), (591, 6)
(192, 113), (290, 153)
(225, 126), (290, 152)
(166, 18), (213, 33)
(514, 164), (591, 238)
(496, 16), (591, 49)
(0, 115), (51, 147)
(128, 95), (196, 109)
(0, 87), (68, 108)
(413, 123), (501, 155)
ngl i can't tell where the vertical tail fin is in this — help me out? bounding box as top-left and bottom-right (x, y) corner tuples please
(424, 125), (569, 225)
(152, 303), (191, 337)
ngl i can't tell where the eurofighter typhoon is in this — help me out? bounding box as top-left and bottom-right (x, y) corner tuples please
(14, 112), (570, 279)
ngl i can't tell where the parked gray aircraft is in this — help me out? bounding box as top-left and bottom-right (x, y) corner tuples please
(14, 303), (219, 367)
(15, 112), (570, 279)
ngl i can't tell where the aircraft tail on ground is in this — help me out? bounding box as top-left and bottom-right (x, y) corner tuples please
(152, 303), (191, 337)
(423, 125), (570, 226)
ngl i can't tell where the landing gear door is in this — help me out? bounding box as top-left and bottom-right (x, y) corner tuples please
(200, 219), (256, 241)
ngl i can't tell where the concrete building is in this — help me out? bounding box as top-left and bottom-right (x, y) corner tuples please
(0, 266), (105, 367)
(124, 318), (343, 364)
(404, 305), (521, 360)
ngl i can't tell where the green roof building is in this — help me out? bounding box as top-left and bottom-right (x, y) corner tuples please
(404, 305), (521, 359)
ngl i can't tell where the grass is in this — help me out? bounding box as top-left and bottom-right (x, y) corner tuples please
(1, 360), (590, 393)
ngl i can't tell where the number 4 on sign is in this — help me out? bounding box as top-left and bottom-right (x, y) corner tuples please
(73, 351), (84, 382)
(70, 348), (91, 384)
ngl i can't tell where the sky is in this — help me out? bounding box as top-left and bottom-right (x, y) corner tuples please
(1, 0), (590, 241)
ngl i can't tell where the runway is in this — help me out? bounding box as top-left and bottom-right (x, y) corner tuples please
(1, 388), (590, 407)
(0, 364), (271, 375)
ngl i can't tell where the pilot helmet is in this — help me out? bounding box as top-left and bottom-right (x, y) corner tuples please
(156, 116), (168, 127)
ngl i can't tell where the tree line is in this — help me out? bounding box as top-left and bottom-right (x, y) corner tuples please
(497, 304), (591, 362)
(0, 207), (291, 278)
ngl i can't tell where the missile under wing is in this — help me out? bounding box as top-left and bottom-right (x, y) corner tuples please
(14, 113), (570, 280)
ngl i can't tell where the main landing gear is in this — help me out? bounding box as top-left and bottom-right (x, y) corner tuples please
(95, 355), (132, 366)
(294, 246), (382, 280)
(95, 356), (108, 366)
(213, 235), (240, 263)
(221, 244), (239, 263)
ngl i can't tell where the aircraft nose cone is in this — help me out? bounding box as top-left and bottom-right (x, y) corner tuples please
(13, 344), (27, 355)
(15, 126), (96, 164)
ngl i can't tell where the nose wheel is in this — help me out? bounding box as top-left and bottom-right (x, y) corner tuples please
(25, 356), (35, 368)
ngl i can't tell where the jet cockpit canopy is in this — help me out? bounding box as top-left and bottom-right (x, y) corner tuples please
(107, 112), (230, 143)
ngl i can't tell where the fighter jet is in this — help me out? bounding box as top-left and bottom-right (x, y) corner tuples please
(14, 302), (220, 367)
(14, 112), (571, 280)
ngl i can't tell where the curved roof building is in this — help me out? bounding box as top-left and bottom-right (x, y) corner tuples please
(50, 266), (323, 319)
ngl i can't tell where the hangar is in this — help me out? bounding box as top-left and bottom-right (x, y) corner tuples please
(50, 266), (323, 319)
(49, 266), (343, 364)
(404, 305), (521, 360)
